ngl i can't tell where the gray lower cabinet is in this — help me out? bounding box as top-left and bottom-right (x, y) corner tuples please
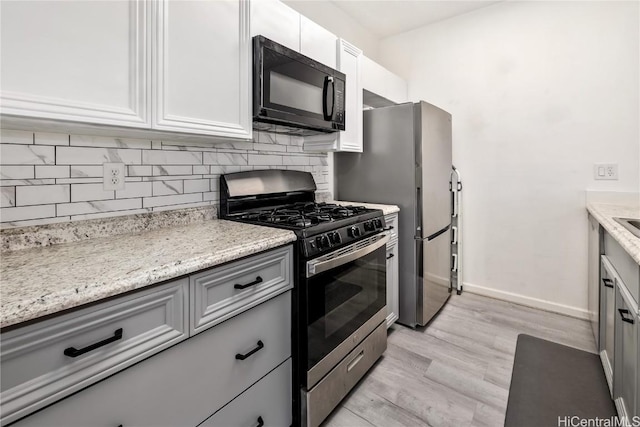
(1, 278), (189, 426)
(198, 359), (292, 427)
(5, 245), (294, 427)
(384, 212), (399, 328)
(10, 291), (292, 427)
(601, 256), (617, 392)
(614, 284), (638, 423)
(588, 213), (602, 346)
(386, 239), (399, 327)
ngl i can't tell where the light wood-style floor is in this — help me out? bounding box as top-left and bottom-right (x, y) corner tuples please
(322, 292), (596, 427)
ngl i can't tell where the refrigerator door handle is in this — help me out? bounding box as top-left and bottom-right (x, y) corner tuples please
(415, 186), (422, 238)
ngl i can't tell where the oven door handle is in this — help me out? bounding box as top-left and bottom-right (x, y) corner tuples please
(306, 234), (389, 278)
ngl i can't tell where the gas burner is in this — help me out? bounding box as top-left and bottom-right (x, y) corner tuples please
(290, 216), (313, 227)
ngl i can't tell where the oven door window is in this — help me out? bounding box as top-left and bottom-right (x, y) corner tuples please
(306, 245), (386, 370)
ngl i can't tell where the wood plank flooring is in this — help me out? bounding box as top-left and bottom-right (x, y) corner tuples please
(322, 292), (596, 427)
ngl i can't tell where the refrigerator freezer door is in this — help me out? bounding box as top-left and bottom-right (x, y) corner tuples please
(417, 226), (451, 326)
(414, 102), (453, 238)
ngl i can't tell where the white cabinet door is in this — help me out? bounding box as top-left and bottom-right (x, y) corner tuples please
(303, 38), (363, 153)
(300, 16), (337, 69)
(336, 39), (363, 152)
(153, 0), (252, 139)
(251, 0), (300, 51)
(386, 241), (399, 328)
(0, 0), (150, 127)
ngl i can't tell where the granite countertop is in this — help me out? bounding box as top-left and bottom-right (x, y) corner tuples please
(587, 202), (640, 264)
(1, 220), (296, 329)
(333, 200), (400, 216)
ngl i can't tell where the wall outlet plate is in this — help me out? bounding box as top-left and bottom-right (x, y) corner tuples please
(103, 162), (125, 190)
(594, 163), (618, 180)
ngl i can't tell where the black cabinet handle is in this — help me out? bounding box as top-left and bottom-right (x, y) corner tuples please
(618, 309), (635, 324)
(64, 328), (123, 358)
(254, 417), (264, 427)
(383, 226), (394, 231)
(234, 276), (263, 290)
(602, 278), (614, 288)
(386, 253), (395, 260)
(235, 340), (264, 360)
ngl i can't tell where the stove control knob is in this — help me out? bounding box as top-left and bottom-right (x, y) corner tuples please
(374, 219), (383, 228)
(364, 221), (374, 232)
(348, 226), (361, 238)
(330, 231), (342, 244)
(316, 234), (330, 248)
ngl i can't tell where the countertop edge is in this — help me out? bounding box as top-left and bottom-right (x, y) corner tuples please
(587, 203), (640, 265)
(332, 200), (400, 216)
(1, 231), (296, 330)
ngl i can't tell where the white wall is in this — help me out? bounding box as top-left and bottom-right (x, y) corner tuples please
(379, 1), (640, 318)
(283, 0), (380, 60)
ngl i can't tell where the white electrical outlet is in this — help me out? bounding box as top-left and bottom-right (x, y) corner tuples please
(103, 162), (125, 190)
(594, 163), (618, 180)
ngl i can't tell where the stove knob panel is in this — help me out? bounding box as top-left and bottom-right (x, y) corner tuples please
(316, 234), (330, 249)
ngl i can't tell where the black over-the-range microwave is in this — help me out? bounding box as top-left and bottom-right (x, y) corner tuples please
(253, 36), (346, 136)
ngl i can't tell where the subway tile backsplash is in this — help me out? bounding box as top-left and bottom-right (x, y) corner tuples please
(0, 129), (330, 227)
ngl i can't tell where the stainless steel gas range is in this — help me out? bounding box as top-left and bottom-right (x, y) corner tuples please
(220, 169), (388, 427)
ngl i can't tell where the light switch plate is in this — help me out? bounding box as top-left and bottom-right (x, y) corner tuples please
(594, 163), (618, 180)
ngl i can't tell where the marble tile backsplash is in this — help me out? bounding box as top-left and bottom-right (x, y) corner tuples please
(0, 129), (330, 228)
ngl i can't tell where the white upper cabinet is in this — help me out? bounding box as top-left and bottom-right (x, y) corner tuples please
(362, 56), (408, 105)
(300, 16), (337, 69)
(0, 0), (151, 128)
(251, 0), (300, 51)
(303, 38), (363, 153)
(335, 39), (363, 152)
(153, 0), (252, 140)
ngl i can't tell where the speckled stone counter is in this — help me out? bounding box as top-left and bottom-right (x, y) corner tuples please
(1, 206), (217, 252)
(587, 202), (640, 264)
(1, 220), (296, 328)
(332, 200), (400, 216)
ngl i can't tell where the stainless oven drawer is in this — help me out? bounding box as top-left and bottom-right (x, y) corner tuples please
(304, 321), (387, 427)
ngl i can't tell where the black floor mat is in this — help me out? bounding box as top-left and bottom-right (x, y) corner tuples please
(505, 334), (617, 427)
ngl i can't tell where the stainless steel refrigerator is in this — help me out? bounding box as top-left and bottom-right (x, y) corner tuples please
(335, 101), (452, 328)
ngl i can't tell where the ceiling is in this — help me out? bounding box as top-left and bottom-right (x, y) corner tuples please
(329, 0), (502, 38)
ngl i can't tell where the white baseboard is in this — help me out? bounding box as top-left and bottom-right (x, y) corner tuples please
(462, 282), (590, 320)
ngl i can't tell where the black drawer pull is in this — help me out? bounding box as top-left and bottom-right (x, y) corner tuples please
(383, 226), (394, 231)
(234, 276), (263, 290)
(254, 417), (264, 427)
(602, 278), (614, 288)
(386, 253), (395, 260)
(618, 309), (635, 324)
(235, 340), (264, 360)
(64, 328), (123, 358)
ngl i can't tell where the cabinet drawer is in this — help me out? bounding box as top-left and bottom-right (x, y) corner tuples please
(384, 213), (398, 242)
(190, 245), (292, 335)
(604, 232), (639, 307)
(9, 291), (292, 427)
(1, 279), (188, 426)
(199, 359), (292, 427)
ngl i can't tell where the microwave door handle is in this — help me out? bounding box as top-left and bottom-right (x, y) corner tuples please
(306, 234), (389, 278)
(323, 76), (335, 120)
